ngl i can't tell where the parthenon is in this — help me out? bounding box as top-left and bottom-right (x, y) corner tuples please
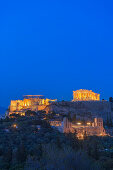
(73, 89), (100, 101)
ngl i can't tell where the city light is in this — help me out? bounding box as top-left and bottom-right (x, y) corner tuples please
(77, 122), (81, 125)
(12, 124), (18, 128)
(87, 122), (91, 125)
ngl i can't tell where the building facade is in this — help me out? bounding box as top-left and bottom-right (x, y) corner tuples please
(50, 117), (106, 139)
(9, 95), (57, 116)
(71, 118), (106, 139)
(73, 89), (100, 101)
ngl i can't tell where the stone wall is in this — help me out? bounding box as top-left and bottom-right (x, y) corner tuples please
(44, 101), (113, 122)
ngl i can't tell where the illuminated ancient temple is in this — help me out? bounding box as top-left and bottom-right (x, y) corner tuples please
(9, 95), (57, 116)
(49, 117), (106, 139)
(73, 89), (100, 101)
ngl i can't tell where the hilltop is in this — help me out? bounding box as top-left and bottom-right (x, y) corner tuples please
(44, 101), (113, 123)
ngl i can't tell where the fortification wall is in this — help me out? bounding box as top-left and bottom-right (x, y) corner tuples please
(44, 101), (113, 122)
(38, 105), (47, 111)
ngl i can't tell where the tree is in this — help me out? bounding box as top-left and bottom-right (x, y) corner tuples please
(3, 147), (12, 169)
(91, 139), (99, 160)
(93, 142), (99, 160)
(16, 143), (27, 163)
(109, 97), (113, 103)
(66, 130), (79, 150)
(25, 110), (37, 117)
(56, 137), (62, 149)
(84, 131), (87, 140)
(72, 114), (76, 123)
(68, 112), (72, 121)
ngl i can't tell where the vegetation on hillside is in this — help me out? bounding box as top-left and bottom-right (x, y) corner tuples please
(0, 116), (113, 169)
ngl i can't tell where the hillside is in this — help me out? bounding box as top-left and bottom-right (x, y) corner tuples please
(45, 101), (113, 122)
(0, 116), (112, 169)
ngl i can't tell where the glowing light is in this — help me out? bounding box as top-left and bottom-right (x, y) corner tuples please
(87, 122), (91, 125)
(77, 134), (84, 140)
(12, 124), (18, 128)
(9, 96), (57, 116)
(20, 112), (25, 116)
(77, 122), (81, 125)
(73, 89), (100, 101)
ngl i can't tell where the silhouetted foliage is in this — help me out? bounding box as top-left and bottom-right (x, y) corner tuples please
(25, 110), (37, 117)
(109, 97), (113, 103)
(0, 116), (112, 169)
(16, 143), (27, 163)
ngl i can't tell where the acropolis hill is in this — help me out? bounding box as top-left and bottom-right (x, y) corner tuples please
(45, 100), (113, 122)
(8, 90), (113, 122)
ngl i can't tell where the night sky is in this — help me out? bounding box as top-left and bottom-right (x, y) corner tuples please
(0, 0), (113, 107)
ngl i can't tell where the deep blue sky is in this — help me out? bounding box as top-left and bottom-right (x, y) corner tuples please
(0, 0), (113, 107)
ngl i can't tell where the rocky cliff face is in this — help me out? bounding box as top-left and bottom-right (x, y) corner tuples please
(45, 101), (113, 122)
